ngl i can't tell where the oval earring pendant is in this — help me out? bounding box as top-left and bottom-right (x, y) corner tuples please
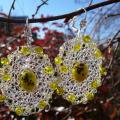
(55, 35), (104, 104)
(0, 45), (56, 116)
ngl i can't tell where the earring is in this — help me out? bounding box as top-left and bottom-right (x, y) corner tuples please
(54, 12), (106, 104)
(0, 19), (56, 115)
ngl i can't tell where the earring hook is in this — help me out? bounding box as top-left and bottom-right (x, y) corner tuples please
(24, 17), (33, 45)
(69, 8), (87, 38)
(78, 8), (87, 37)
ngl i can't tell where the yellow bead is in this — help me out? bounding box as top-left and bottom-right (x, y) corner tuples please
(73, 44), (81, 51)
(50, 82), (58, 90)
(91, 80), (101, 89)
(19, 69), (37, 92)
(99, 66), (107, 75)
(55, 56), (62, 65)
(15, 106), (24, 116)
(1, 57), (9, 65)
(20, 46), (30, 55)
(56, 87), (64, 95)
(38, 100), (47, 109)
(94, 49), (102, 58)
(86, 92), (94, 100)
(60, 65), (68, 73)
(34, 46), (43, 54)
(0, 95), (5, 102)
(67, 94), (76, 103)
(2, 73), (11, 81)
(83, 35), (91, 42)
(72, 63), (89, 82)
(44, 66), (54, 74)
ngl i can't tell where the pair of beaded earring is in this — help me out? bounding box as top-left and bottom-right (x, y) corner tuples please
(0, 15), (105, 116)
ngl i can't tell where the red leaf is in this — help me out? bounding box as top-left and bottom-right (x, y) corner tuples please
(32, 39), (45, 46)
(32, 27), (40, 32)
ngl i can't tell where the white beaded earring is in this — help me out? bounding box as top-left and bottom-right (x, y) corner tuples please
(0, 18), (57, 115)
(54, 9), (106, 104)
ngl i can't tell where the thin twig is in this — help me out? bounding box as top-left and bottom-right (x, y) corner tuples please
(0, 0), (119, 23)
(106, 13), (120, 17)
(8, 0), (16, 18)
(32, 0), (48, 18)
(88, 0), (93, 6)
(108, 30), (120, 68)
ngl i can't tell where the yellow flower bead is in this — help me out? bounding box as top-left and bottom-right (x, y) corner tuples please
(38, 100), (47, 109)
(73, 44), (81, 51)
(86, 92), (94, 100)
(20, 46), (31, 55)
(19, 69), (37, 92)
(2, 73), (11, 81)
(55, 56), (62, 65)
(50, 82), (58, 91)
(91, 80), (101, 89)
(67, 94), (76, 103)
(60, 65), (68, 73)
(99, 65), (107, 75)
(34, 46), (43, 54)
(15, 106), (24, 116)
(56, 87), (64, 95)
(83, 35), (91, 43)
(0, 95), (6, 102)
(94, 49), (102, 58)
(1, 57), (9, 65)
(44, 66), (54, 74)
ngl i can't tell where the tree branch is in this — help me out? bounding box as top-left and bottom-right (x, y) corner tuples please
(0, 0), (120, 23)
(32, 0), (48, 18)
(8, 0), (16, 18)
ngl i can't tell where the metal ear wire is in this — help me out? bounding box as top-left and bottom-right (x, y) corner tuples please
(24, 17), (33, 45)
(79, 8), (87, 34)
(68, 8), (87, 38)
(70, 16), (79, 33)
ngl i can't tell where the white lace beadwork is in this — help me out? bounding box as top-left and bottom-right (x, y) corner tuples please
(55, 36), (103, 104)
(0, 45), (56, 115)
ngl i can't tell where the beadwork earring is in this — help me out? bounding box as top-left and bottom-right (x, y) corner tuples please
(0, 18), (56, 115)
(54, 9), (106, 104)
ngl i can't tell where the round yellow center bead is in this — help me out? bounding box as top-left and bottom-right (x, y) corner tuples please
(44, 66), (54, 74)
(19, 69), (37, 92)
(0, 95), (6, 102)
(94, 49), (102, 58)
(60, 65), (68, 73)
(73, 44), (81, 51)
(34, 46), (43, 54)
(55, 56), (62, 65)
(2, 73), (11, 81)
(15, 106), (24, 116)
(67, 94), (76, 103)
(1, 57), (9, 65)
(72, 62), (89, 82)
(38, 100), (47, 109)
(83, 35), (91, 43)
(20, 46), (31, 56)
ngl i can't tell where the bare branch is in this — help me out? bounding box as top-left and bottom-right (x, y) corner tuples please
(32, 0), (48, 18)
(8, 0), (16, 18)
(0, 0), (119, 23)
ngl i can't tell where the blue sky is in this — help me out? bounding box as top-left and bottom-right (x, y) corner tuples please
(0, 0), (89, 17)
(1, 0), (117, 42)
